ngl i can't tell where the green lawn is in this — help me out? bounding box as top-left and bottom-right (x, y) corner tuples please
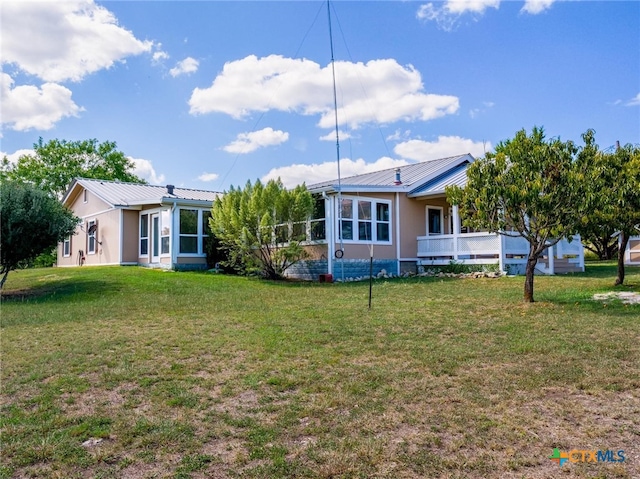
(1, 264), (639, 479)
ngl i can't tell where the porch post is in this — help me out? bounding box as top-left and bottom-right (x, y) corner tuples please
(452, 205), (460, 261)
(327, 195), (333, 276)
(498, 234), (505, 273)
(548, 244), (555, 275)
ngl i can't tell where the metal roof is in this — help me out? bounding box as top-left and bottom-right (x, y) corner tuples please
(307, 153), (473, 193)
(64, 178), (221, 207)
(408, 162), (469, 197)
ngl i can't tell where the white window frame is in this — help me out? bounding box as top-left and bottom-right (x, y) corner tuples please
(160, 209), (171, 257)
(87, 219), (97, 254)
(63, 237), (71, 257)
(425, 205), (444, 236)
(336, 196), (392, 245)
(177, 208), (210, 257)
(83, 190), (88, 203)
(139, 213), (149, 257)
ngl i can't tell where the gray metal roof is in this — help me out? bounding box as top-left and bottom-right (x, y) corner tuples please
(408, 162), (469, 197)
(307, 153), (473, 193)
(64, 178), (221, 207)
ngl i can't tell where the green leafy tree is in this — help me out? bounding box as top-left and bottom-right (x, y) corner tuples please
(1, 181), (79, 289)
(210, 179), (314, 279)
(447, 127), (587, 303)
(1, 138), (144, 198)
(577, 134), (640, 285)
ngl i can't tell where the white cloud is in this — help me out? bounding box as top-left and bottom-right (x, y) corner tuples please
(0, 0), (153, 82)
(0, 148), (35, 166)
(417, 0), (500, 31)
(189, 55), (459, 129)
(152, 50), (170, 63)
(626, 93), (640, 106)
(262, 156), (410, 189)
(319, 130), (352, 142)
(521, 0), (556, 15)
(394, 135), (491, 161)
(386, 129), (412, 142)
(0, 73), (83, 131)
(170, 57), (199, 77)
(223, 127), (289, 154)
(198, 172), (219, 182)
(129, 157), (165, 184)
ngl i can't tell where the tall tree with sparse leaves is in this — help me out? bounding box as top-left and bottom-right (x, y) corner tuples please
(447, 127), (587, 303)
(1, 138), (144, 199)
(210, 179), (314, 279)
(1, 181), (79, 289)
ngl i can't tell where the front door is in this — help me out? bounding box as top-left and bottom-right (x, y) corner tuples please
(427, 207), (443, 236)
(151, 213), (160, 263)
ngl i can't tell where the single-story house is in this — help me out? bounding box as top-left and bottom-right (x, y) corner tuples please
(57, 178), (220, 270)
(286, 153), (585, 280)
(626, 236), (640, 266)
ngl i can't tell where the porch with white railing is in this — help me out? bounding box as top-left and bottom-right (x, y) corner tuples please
(416, 232), (585, 274)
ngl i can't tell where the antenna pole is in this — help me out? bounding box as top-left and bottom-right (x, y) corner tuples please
(328, 0), (344, 282)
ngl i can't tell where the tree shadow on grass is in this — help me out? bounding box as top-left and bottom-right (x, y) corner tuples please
(1, 278), (117, 305)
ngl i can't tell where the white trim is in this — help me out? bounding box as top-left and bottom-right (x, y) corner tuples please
(139, 212), (150, 259)
(118, 209), (123, 265)
(87, 219), (97, 255)
(335, 195), (392, 245)
(78, 207), (115, 219)
(425, 205), (444, 236)
(63, 237), (71, 257)
(395, 192), (400, 275)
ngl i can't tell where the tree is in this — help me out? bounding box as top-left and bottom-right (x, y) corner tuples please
(577, 134), (640, 285)
(210, 179), (314, 279)
(1, 181), (79, 289)
(1, 138), (144, 198)
(446, 127), (587, 303)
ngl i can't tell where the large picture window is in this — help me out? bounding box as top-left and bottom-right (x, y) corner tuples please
(179, 209), (199, 254)
(338, 197), (391, 243)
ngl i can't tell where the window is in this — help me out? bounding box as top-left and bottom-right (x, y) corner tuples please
(310, 198), (326, 241)
(87, 220), (97, 254)
(161, 210), (170, 255)
(338, 197), (391, 243)
(140, 214), (149, 256)
(427, 207), (443, 236)
(63, 237), (71, 257)
(179, 209), (198, 253)
(83, 190), (88, 203)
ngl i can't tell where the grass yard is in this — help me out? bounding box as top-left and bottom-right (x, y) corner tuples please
(1, 264), (639, 479)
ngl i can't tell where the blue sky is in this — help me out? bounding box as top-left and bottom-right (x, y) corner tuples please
(2, 0), (638, 191)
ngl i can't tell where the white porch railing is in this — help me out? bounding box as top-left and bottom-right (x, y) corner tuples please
(417, 232), (584, 273)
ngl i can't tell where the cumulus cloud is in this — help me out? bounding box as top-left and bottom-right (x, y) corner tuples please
(198, 172), (220, 182)
(394, 135), (491, 161)
(521, 0), (556, 15)
(223, 127), (289, 154)
(1, 148), (35, 166)
(129, 157), (165, 184)
(170, 57), (199, 77)
(319, 130), (352, 142)
(262, 157), (410, 189)
(152, 50), (170, 63)
(626, 93), (640, 106)
(417, 0), (500, 31)
(189, 55), (459, 130)
(0, 0), (153, 82)
(1, 73), (83, 131)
